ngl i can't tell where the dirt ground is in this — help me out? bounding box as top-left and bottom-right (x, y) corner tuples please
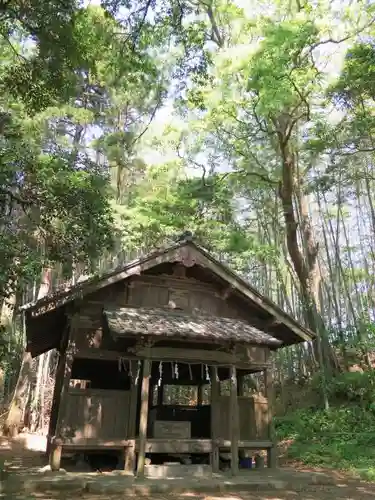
(2, 436), (375, 500)
(5, 488), (375, 500)
(92, 482), (375, 499)
(99, 482), (375, 500)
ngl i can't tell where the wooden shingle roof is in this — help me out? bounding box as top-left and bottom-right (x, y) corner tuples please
(105, 307), (283, 347)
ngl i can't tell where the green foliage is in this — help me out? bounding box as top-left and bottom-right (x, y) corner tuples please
(0, 3), (161, 113)
(276, 406), (375, 479)
(317, 38), (375, 189)
(0, 109), (114, 297)
(116, 165), (274, 272)
(0, 0), (80, 112)
(120, 168), (241, 248)
(332, 42), (375, 106)
(276, 358), (375, 478)
(0, 2), (167, 298)
(248, 20), (319, 114)
(324, 371), (375, 405)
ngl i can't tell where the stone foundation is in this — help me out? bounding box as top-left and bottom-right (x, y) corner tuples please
(144, 463), (212, 478)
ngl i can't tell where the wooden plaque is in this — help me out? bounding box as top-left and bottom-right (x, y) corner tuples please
(153, 420), (191, 439)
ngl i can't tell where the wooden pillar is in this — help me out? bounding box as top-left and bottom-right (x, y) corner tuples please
(124, 361), (138, 474)
(229, 365), (239, 476)
(210, 366), (220, 472)
(124, 441), (135, 475)
(47, 322), (71, 455)
(136, 358), (151, 477)
(49, 443), (62, 472)
(47, 353), (65, 455)
(49, 345), (74, 471)
(264, 367), (277, 468)
(237, 373), (246, 462)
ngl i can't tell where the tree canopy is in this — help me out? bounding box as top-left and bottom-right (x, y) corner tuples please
(2, 0), (375, 418)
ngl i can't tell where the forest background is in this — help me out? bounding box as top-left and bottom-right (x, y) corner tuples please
(1, 0), (375, 478)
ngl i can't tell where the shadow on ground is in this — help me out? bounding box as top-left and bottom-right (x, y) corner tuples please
(2, 436), (375, 499)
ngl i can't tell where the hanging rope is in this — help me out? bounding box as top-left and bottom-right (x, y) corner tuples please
(135, 360), (141, 385)
(175, 362), (179, 380)
(205, 364), (210, 382)
(118, 357), (129, 374)
(188, 363), (193, 381)
(158, 361), (163, 387)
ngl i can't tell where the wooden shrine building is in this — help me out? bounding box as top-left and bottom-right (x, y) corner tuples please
(22, 239), (314, 476)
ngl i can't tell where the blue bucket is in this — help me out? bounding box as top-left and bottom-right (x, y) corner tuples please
(240, 457), (253, 469)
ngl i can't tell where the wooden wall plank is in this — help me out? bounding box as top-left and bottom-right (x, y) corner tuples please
(61, 390), (130, 441)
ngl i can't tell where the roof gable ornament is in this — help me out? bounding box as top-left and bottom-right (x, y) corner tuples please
(174, 230), (194, 242)
(174, 245), (197, 268)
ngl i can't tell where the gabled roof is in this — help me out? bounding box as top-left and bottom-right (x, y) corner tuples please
(21, 239), (315, 347)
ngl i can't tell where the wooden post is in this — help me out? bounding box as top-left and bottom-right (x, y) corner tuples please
(49, 345), (74, 471)
(49, 443), (62, 472)
(124, 361), (138, 474)
(47, 352), (65, 455)
(229, 365), (239, 476)
(47, 320), (71, 447)
(124, 441), (135, 475)
(210, 366), (220, 472)
(237, 373), (246, 462)
(136, 358), (151, 477)
(264, 367), (277, 468)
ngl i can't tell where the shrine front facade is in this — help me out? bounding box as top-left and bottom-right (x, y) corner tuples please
(22, 240), (314, 475)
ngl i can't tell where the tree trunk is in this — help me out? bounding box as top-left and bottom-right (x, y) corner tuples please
(0, 293), (16, 328)
(4, 269), (52, 435)
(276, 132), (330, 409)
(0, 367), (4, 403)
(0, 287), (17, 433)
(3, 352), (33, 436)
(29, 268), (53, 431)
(278, 142), (319, 319)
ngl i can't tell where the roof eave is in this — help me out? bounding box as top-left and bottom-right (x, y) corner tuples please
(104, 307), (283, 348)
(189, 242), (316, 344)
(20, 241), (187, 314)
